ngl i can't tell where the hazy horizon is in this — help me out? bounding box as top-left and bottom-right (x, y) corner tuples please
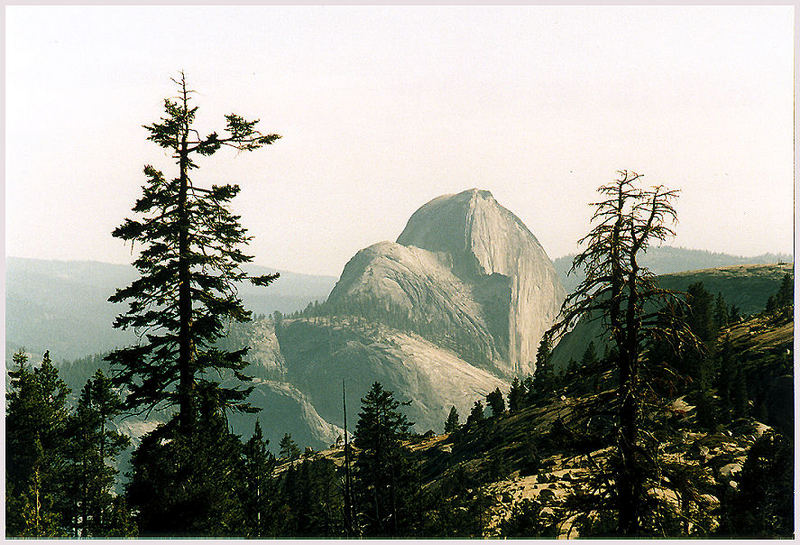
(6, 242), (793, 281)
(6, 5), (794, 277)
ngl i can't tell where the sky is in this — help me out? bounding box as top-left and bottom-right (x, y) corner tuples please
(5, 5), (795, 278)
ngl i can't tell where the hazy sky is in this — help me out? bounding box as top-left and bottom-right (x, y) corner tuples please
(6, 5), (794, 277)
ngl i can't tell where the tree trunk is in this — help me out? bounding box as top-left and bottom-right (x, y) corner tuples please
(177, 77), (194, 435)
(96, 418), (106, 532)
(81, 448), (88, 537)
(34, 466), (41, 536)
(343, 381), (353, 537)
(617, 347), (639, 536)
(619, 254), (642, 536)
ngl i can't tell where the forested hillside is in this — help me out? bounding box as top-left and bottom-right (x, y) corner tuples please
(551, 263), (793, 371)
(553, 247), (792, 292)
(11, 281), (789, 537)
(275, 282), (793, 538)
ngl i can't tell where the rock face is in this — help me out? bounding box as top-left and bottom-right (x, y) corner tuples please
(274, 319), (508, 434)
(48, 189), (565, 453)
(328, 189), (565, 376)
(97, 189), (564, 451)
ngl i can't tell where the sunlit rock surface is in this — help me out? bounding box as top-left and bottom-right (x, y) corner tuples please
(330, 188), (565, 376)
(236, 189), (565, 447)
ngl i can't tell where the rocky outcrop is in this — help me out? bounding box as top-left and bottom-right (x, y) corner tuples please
(229, 378), (343, 448)
(275, 319), (508, 433)
(327, 241), (503, 368)
(230, 188), (566, 447)
(328, 189), (565, 376)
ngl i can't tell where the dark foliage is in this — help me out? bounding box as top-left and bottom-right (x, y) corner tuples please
(352, 382), (417, 536)
(444, 405), (460, 433)
(500, 499), (559, 537)
(466, 400), (486, 427)
(532, 333), (556, 402)
(240, 420), (278, 536)
(717, 431), (793, 538)
(415, 468), (490, 537)
(272, 455), (344, 537)
(63, 370), (130, 537)
(486, 387), (506, 417)
(126, 389), (246, 536)
(6, 351), (132, 538)
(507, 377), (524, 413)
(106, 73), (280, 431)
(279, 433), (301, 462)
(6, 351), (71, 536)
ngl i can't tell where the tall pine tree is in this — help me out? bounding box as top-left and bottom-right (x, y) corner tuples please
(106, 72), (281, 432)
(6, 351), (71, 537)
(241, 420), (277, 536)
(532, 333), (556, 402)
(444, 406), (460, 433)
(485, 388), (506, 417)
(63, 370), (129, 537)
(547, 171), (699, 536)
(353, 382), (415, 537)
(126, 382), (247, 536)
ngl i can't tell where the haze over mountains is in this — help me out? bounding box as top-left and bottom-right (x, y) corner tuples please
(5, 189), (792, 451)
(8, 246), (788, 364)
(6, 258), (337, 360)
(553, 247), (791, 293)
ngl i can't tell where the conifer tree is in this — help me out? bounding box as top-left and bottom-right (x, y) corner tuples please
(126, 383), (247, 536)
(91, 370), (129, 533)
(730, 366), (749, 419)
(6, 350), (71, 537)
(716, 336), (735, 421)
(106, 72), (280, 432)
(64, 370), (129, 537)
(466, 400), (485, 427)
(279, 433), (301, 462)
(444, 406), (460, 433)
(352, 382), (415, 536)
(729, 303), (740, 323)
(770, 273), (793, 320)
(532, 333), (555, 401)
(775, 273), (792, 308)
(580, 340), (598, 368)
(713, 292), (729, 329)
(547, 171), (699, 536)
(507, 378), (524, 413)
(242, 420), (276, 536)
(485, 388), (506, 417)
(277, 457), (344, 537)
(686, 282), (716, 343)
(106, 497), (137, 537)
(718, 431), (793, 537)
(522, 375), (536, 405)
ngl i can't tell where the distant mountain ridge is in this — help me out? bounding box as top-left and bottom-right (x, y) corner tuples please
(553, 246), (792, 293)
(327, 189), (566, 377)
(7, 189), (566, 452)
(6, 257), (337, 361)
(227, 188), (567, 447)
(5, 206), (793, 454)
(549, 262), (794, 372)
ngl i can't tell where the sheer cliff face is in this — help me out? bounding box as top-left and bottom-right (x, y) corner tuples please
(329, 189), (565, 376)
(215, 188), (566, 447)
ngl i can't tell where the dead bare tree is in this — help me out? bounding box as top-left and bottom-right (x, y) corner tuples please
(548, 170), (700, 536)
